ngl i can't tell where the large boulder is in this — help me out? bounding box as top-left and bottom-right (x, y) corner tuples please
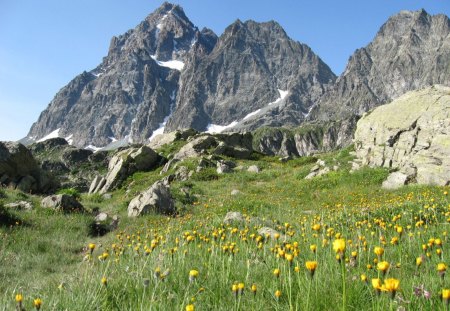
(127, 180), (175, 217)
(354, 85), (450, 187)
(148, 129), (198, 150)
(41, 194), (85, 212)
(93, 146), (159, 194)
(173, 133), (253, 160)
(0, 141), (53, 193)
(174, 135), (218, 160)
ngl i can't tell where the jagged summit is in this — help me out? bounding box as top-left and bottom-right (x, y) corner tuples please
(28, 3), (216, 148)
(309, 9), (450, 121)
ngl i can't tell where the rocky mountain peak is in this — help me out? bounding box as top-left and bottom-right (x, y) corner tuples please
(310, 9), (450, 122)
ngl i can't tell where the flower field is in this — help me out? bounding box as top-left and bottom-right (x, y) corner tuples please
(1, 150), (449, 310)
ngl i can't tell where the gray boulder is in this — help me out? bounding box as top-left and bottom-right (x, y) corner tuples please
(217, 160), (235, 174)
(149, 129), (198, 150)
(94, 146), (158, 194)
(89, 176), (106, 194)
(174, 135), (217, 160)
(41, 194), (85, 212)
(354, 85), (450, 187)
(382, 172), (411, 189)
(91, 212), (119, 235)
(223, 211), (245, 225)
(4, 201), (33, 210)
(127, 180), (176, 217)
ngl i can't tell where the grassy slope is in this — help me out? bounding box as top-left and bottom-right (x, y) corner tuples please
(0, 146), (449, 310)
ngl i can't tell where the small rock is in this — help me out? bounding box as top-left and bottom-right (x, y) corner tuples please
(231, 189), (241, 196)
(217, 160), (235, 174)
(4, 201), (33, 210)
(279, 156), (291, 163)
(247, 165), (260, 173)
(223, 211), (245, 225)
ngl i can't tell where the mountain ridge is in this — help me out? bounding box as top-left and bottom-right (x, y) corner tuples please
(26, 3), (450, 149)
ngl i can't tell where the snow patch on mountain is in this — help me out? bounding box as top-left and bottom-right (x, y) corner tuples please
(243, 109), (261, 120)
(206, 121), (238, 134)
(268, 89), (288, 106)
(37, 128), (60, 142)
(151, 55), (185, 71)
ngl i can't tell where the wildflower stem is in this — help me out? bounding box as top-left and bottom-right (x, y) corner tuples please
(306, 278), (312, 311)
(341, 259), (347, 311)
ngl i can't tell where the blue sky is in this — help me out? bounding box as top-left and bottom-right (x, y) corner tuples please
(0, 0), (448, 141)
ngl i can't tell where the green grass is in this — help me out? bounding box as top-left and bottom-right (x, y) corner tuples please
(0, 149), (449, 310)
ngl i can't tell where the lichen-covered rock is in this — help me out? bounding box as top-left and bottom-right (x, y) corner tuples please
(127, 180), (175, 217)
(354, 85), (450, 187)
(174, 135), (217, 160)
(216, 160), (235, 174)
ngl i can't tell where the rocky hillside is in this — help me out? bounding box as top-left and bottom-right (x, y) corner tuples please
(310, 9), (450, 121)
(353, 85), (450, 188)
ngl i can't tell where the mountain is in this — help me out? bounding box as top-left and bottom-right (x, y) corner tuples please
(165, 19), (335, 133)
(309, 9), (450, 121)
(26, 2), (334, 148)
(28, 2), (217, 147)
(27, 5), (450, 149)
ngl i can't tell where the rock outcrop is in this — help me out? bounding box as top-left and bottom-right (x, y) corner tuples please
(127, 180), (175, 217)
(173, 132), (253, 160)
(0, 141), (53, 193)
(253, 117), (357, 157)
(29, 138), (106, 192)
(353, 85), (450, 187)
(92, 146), (159, 194)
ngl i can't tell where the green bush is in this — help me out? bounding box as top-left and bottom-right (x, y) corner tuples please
(191, 168), (219, 181)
